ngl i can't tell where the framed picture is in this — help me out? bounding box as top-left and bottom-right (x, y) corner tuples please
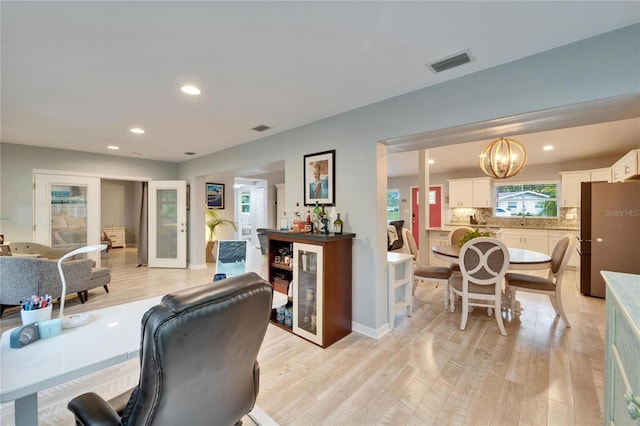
(304, 150), (335, 206)
(206, 183), (225, 209)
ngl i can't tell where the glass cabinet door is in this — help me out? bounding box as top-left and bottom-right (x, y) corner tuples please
(293, 242), (323, 345)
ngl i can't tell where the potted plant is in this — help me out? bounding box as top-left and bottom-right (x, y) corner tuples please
(205, 208), (237, 263)
(458, 229), (490, 247)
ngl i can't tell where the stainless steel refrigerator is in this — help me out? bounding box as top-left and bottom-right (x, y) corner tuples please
(579, 181), (640, 298)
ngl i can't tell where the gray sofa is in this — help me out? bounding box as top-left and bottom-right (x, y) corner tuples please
(0, 256), (111, 316)
(9, 242), (74, 260)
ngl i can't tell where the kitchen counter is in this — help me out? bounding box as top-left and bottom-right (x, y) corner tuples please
(446, 223), (579, 231)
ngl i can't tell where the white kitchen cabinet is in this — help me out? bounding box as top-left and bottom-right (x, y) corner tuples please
(611, 149), (639, 182)
(449, 179), (473, 207)
(427, 230), (451, 266)
(590, 167), (611, 182)
(560, 171), (590, 207)
(548, 230), (578, 268)
(472, 178), (493, 208)
(449, 178), (492, 208)
(500, 229), (549, 255)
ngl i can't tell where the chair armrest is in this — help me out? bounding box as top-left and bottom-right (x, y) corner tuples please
(67, 392), (121, 426)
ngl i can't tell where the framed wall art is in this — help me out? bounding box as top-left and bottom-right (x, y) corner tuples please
(304, 149), (335, 206)
(206, 182), (225, 209)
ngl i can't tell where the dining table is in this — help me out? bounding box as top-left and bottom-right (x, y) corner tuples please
(431, 244), (551, 271)
(431, 244), (552, 318)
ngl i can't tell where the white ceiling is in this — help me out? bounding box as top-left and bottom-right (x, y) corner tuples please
(1, 1), (639, 163)
(388, 117), (640, 177)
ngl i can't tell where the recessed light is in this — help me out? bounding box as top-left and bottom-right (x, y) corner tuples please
(543, 145), (554, 151)
(181, 85), (201, 95)
(130, 128), (145, 134)
(428, 159), (435, 164)
(132, 152), (141, 157)
(107, 145), (119, 150)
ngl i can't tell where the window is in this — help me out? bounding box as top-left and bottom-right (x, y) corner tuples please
(494, 182), (558, 218)
(241, 193), (250, 213)
(387, 189), (400, 221)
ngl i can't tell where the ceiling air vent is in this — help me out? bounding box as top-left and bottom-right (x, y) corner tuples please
(183, 152), (196, 156)
(252, 124), (271, 132)
(428, 50), (473, 74)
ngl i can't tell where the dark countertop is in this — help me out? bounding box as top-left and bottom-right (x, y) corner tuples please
(262, 229), (356, 241)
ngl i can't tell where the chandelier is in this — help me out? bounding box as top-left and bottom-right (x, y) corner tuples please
(479, 137), (527, 179)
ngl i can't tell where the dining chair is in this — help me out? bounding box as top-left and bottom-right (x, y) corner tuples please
(450, 226), (474, 247)
(504, 233), (575, 327)
(407, 230), (453, 308)
(448, 226), (474, 272)
(448, 237), (510, 335)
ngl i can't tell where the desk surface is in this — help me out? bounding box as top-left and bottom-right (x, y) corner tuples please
(432, 244), (551, 268)
(0, 296), (161, 402)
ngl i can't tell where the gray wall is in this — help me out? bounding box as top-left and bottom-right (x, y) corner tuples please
(178, 25), (640, 335)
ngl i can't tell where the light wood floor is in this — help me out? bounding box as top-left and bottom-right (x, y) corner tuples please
(0, 247), (605, 425)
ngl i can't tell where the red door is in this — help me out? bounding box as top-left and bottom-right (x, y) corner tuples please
(411, 186), (443, 248)
(429, 186), (442, 229)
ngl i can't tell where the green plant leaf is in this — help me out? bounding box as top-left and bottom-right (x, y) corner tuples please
(458, 229), (490, 247)
(205, 208), (238, 240)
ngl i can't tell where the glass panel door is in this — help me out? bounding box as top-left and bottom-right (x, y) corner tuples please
(148, 180), (186, 268)
(293, 242), (323, 345)
(34, 173), (101, 265)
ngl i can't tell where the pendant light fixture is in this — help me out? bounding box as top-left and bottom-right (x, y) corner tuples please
(479, 137), (527, 179)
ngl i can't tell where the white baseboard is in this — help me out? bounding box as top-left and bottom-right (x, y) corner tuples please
(188, 262), (208, 270)
(351, 321), (391, 340)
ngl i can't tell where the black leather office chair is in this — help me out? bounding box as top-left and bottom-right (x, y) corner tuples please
(67, 272), (273, 426)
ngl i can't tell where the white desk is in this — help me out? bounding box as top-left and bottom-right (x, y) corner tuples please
(1, 293), (283, 426)
(387, 252), (414, 330)
(0, 297), (161, 426)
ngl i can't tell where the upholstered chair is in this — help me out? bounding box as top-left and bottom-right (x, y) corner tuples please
(67, 272), (273, 426)
(449, 237), (510, 335)
(505, 233), (575, 327)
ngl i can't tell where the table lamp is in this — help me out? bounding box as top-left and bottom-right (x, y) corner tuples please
(57, 244), (107, 328)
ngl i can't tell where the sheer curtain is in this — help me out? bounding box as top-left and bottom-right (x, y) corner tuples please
(137, 182), (148, 266)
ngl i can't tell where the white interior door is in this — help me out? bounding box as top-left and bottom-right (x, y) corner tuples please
(148, 180), (187, 268)
(34, 173), (101, 266)
(251, 186), (265, 248)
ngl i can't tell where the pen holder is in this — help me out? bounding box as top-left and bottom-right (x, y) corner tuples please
(20, 304), (52, 326)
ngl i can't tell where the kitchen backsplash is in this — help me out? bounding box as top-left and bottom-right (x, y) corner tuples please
(450, 207), (579, 230)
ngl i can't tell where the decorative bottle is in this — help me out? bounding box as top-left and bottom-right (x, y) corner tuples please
(333, 213), (343, 234)
(312, 201), (322, 233)
(280, 212), (290, 231)
(305, 207), (313, 233)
